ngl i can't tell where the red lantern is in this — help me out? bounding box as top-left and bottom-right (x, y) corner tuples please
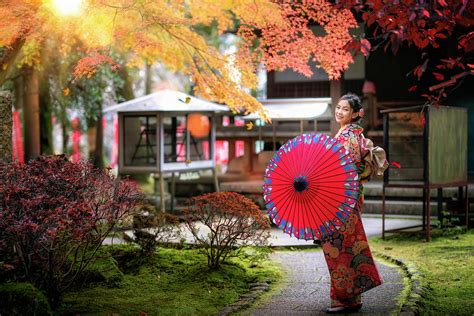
(187, 114), (210, 138)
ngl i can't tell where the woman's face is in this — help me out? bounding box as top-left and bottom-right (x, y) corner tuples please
(335, 100), (358, 126)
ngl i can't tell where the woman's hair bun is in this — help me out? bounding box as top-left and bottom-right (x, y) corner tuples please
(339, 93), (362, 112)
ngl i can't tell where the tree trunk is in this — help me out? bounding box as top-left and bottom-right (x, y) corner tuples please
(40, 73), (53, 155)
(0, 91), (12, 163)
(61, 113), (69, 154)
(145, 60), (152, 95)
(117, 65), (135, 101)
(39, 45), (53, 155)
(13, 76), (24, 111)
(94, 109), (104, 168)
(23, 66), (41, 161)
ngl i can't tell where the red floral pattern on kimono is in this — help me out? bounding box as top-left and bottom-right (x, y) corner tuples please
(321, 123), (383, 303)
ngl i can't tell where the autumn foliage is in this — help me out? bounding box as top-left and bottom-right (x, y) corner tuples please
(0, 155), (144, 307)
(1, 0), (471, 113)
(341, 0), (473, 103)
(0, 0), (359, 120)
(183, 192), (270, 269)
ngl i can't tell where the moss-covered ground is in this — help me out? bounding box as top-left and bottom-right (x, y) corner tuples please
(56, 245), (281, 315)
(370, 229), (474, 315)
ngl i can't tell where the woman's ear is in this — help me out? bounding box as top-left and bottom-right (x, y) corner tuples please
(352, 112), (359, 120)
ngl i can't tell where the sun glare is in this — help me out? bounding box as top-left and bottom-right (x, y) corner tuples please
(52, 0), (83, 16)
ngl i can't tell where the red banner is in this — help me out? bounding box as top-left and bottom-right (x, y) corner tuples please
(12, 111), (24, 164)
(71, 117), (81, 162)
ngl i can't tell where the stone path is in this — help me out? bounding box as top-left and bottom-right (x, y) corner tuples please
(243, 250), (404, 316)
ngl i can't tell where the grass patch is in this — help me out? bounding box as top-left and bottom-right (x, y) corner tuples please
(56, 245), (281, 315)
(370, 229), (474, 315)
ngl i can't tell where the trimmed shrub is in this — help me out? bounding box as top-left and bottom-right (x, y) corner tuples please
(0, 155), (144, 307)
(0, 282), (52, 315)
(183, 192), (271, 269)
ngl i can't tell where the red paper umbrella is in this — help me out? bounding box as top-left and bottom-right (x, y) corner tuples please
(263, 133), (360, 240)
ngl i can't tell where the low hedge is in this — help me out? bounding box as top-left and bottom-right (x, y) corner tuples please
(0, 282), (52, 315)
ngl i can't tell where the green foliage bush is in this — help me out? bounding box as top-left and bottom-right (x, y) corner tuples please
(0, 282), (52, 315)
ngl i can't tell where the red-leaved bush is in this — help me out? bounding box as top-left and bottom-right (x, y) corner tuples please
(0, 155), (144, 307)
(183, 192), (271, 269)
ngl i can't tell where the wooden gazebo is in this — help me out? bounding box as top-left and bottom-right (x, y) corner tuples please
(104, 90), (228, 211)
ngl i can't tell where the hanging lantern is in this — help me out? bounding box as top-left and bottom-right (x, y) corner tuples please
(187, 114), (210, 138)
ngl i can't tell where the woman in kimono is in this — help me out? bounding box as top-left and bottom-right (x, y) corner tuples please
(323, 93), (383, 314)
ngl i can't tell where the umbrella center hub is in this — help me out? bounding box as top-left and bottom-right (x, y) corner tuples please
(293, 176), (309, 192)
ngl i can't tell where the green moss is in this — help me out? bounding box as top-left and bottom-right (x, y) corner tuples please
(77, 247), (124, 288)
(371, 230), (474, 315)
(56, 246), (281, 315)
(0, 282), (52, 315)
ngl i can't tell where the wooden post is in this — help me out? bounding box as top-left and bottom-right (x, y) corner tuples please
(170, 172), (176, 213)
(437, 188), (443, 227)
(272, 123), (276, 151)
(382, 185), (386, 239)
(330, 80), (342, 136)
(426, 187), (431, 242)
(228, 139), (236, 161)
(422, 188), (426, 231)
(212, 168), (220, 192)
(244, 138), (254, 172)
(159, 173), (165, 213)
(465, 185), (469, 229)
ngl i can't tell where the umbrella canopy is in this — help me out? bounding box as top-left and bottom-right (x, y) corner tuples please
(263, 133), (360, 240)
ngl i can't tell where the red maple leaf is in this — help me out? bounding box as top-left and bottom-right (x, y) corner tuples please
(390, 161), (401, 169)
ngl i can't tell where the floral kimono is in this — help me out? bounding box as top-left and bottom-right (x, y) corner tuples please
(321, 123), (383, 307)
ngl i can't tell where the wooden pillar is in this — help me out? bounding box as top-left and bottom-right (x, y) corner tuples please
(426, 187), (431, 242)
(382, 185), (386, 239)
(244, 138), (254, 172)
(228, 139), (236, 161)
(330, 80), (342, 136)
(422, 188), (426, 230)
(437, 188), (443, 227)
(157, 173), (165, 213)
(272, 124), (276, 151)
(465, 185), (469, 229)
(212, 168), (220, 192)
(170, 172), (176, 212)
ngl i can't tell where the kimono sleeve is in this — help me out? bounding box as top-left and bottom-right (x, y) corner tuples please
(337, 133), (362, 165)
